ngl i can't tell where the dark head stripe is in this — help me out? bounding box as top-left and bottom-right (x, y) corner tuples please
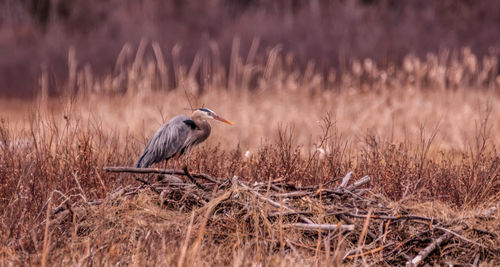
(198, 108), (215, 114)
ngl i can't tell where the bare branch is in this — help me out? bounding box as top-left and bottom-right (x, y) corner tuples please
(406, 233), (450, 267)
(286, 223), (355, 232)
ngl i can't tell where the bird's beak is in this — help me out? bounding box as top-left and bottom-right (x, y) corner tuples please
(213, 114), (233, 125)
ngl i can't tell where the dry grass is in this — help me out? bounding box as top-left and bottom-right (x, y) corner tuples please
(0, 46), (499, 265)
(3, 1), (500, 97)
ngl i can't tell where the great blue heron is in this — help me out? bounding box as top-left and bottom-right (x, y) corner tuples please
(134, 108), (233, 168)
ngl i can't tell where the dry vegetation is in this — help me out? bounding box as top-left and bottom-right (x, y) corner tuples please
(3, 0), (500, 97)
(1, 45), (499, 265)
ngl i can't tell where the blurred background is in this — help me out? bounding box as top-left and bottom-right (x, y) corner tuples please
(1, 0), (500, 98)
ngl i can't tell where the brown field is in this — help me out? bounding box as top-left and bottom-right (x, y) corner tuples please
(1, 46), (499, 265)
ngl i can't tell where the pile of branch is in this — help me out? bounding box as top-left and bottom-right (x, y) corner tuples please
(60, 166), (497, 265)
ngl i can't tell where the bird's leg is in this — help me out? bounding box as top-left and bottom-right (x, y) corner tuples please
(183, 149), (193, 172)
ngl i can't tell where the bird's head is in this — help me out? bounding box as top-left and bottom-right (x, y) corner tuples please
(193, 108), (233, 125)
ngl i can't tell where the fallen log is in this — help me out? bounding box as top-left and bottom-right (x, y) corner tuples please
(103, 166), (222, 184)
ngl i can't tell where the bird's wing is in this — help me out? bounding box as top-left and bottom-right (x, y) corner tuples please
(135, 115), (192, 167)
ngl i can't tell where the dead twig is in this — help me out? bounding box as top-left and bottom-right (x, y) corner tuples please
(345, 175), (370, 191)
(344, 242), (394, 259)
(433, 226), (490, 250)
(235, 177), (315, 224)
(269, 191), (311, 198)
(406, 232), (451, 267)
(183, 166), (208, 190)
(267, 211), (313, 217)
(285, 238), (303, 260)
(337, 214), (378, 241)
(338, 212), (436, 222)
(286, 223), (355, 232)
(472, 253), (480, 267)
(134, 176), (160, 194)
(338, 172), (353, 188)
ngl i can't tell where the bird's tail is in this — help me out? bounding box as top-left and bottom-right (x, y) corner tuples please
(134, 151), (151, 168)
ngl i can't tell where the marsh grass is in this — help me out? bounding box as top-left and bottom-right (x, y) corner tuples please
(0, 45), (499, 265)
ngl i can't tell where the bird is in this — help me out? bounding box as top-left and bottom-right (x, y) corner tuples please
(134, 108), (233, 168)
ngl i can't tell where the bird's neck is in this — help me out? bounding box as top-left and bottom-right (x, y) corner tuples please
(197, 119), (211, 130)
(194, 119), (211, 143)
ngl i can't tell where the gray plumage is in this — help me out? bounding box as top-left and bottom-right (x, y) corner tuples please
(134, 109), (232, 168)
